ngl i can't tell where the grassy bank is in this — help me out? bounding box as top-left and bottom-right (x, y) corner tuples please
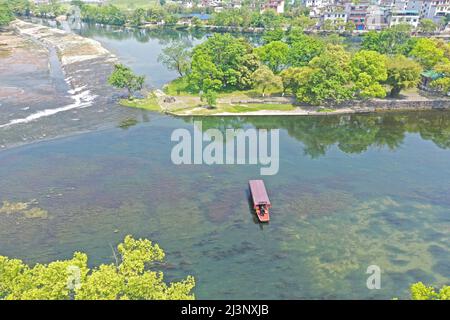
(118, 78), (450, 116)
(119, 92), (161, 111)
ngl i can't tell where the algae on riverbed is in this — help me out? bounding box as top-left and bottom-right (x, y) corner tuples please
(0, 200), (48, 219)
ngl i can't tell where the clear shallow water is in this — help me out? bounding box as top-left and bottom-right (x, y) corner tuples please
(0, 22), (449, 299)
(0, 113), (449, 299)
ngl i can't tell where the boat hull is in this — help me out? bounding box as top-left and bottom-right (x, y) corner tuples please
(249, 180), (271, 223)
(255, 208), (270, 222)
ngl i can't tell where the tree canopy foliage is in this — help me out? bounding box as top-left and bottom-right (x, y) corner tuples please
(385, 55), (422, 97)
(108, 64), (145, 98)
(431, 62), (450, 93)
(188, 33), (259, 91)
(255, 41), (289, 73)
(0, 3), (14, 26)
(171, 27), (450, 103)
(0, 236), (195, 300)
(410, 282), (449, 300)
(158, 40), (192, 77)
(361, 24), (415, 55)
(350, 50), (388, 98)
(252, 65), (282, 96)
(410, 38), (449, 70)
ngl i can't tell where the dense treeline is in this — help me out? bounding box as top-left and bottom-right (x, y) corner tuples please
(210, 8), (285, 29)
(0, 0), (66, 20)
(160, 25), (450, 106)
(2, 0), (448, 32)
(0, 2), (14, 26)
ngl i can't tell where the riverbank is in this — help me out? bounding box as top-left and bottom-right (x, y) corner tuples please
(122, 87), (450, 117)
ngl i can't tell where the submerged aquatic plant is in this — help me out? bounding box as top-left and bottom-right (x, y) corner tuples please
(0, 200), (48, 219)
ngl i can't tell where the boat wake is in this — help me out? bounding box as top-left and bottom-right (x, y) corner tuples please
(0, 89), (97, 129)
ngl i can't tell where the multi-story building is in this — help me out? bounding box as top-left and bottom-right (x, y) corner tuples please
(321, 5), (348, 28)
(303, 0), (335, 8)
(366, 4), (389, 29)
(387, 9), (420, 27)
(306, 0), (336, 18)
(345, 2), (370, 30)
(382, 0), (449, 22)
(420, 0), (450, 22)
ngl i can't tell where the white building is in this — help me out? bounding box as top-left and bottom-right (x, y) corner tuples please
(303, 0), (335, 8)
(383, 0), (450, 22)
(387, 9), (420, 27)
(321, 6), (348, 28)
(366, 4), (389, 29)
(420, 0), (450, 22)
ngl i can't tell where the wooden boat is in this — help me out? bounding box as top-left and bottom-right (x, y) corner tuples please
(249, 180), (271, 222)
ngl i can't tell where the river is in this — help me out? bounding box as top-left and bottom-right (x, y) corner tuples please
(0, 21), (448, 299)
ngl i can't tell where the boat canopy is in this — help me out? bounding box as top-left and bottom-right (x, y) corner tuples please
(249, 180), (271, 208)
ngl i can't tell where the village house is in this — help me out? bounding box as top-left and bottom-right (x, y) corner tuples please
(366, 4), (389, 30)
(387, 9), (420, 27)
(382, 0), (450, 23)
(345, 2), (370, 30)
(261, 0), (285, 14)
(320, 5), (348, 29)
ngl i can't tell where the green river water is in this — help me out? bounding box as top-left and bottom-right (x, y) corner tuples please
(0, 22), (448, 299)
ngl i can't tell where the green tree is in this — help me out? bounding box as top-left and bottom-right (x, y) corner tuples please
(431, 62), (450, 94)
(203, 90), (217, 108)
(280, 67), (302, 95)
(158, 40), (191, 77)
(345, 21), (356, 32)
(255, 41), (289, 73)
(410, 38), (448, 70)
(362, 25), (414, 55)
(188, 34), (257, 92)
(295, 45), (353, 105)
(262, 28), (284, 44)
(0, 3), (14, 26)
(80, 4), (126, 26)
(0, 236), (195, 300)
(3, 0), (33, 16)
(130, 8), (146, 26)
(321, 19), (336, 31)
(292, 15), (316, 31)
(385, 55), (422, 97)
(410, 282), (450, 300)
(287, 34), (325, 67)
(350, 50), (387, 98)
(418, 19), (438, 33)
(252, 65), (283, 97)
(108, 64), (145, 98)
(189, 52), (223, 92)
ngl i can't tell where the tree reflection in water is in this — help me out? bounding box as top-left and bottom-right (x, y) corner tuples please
(183, 111), (450, 158)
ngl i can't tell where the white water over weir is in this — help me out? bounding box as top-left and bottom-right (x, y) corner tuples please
(0, 20), (118, 130)
(0, 89), (96, 129)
